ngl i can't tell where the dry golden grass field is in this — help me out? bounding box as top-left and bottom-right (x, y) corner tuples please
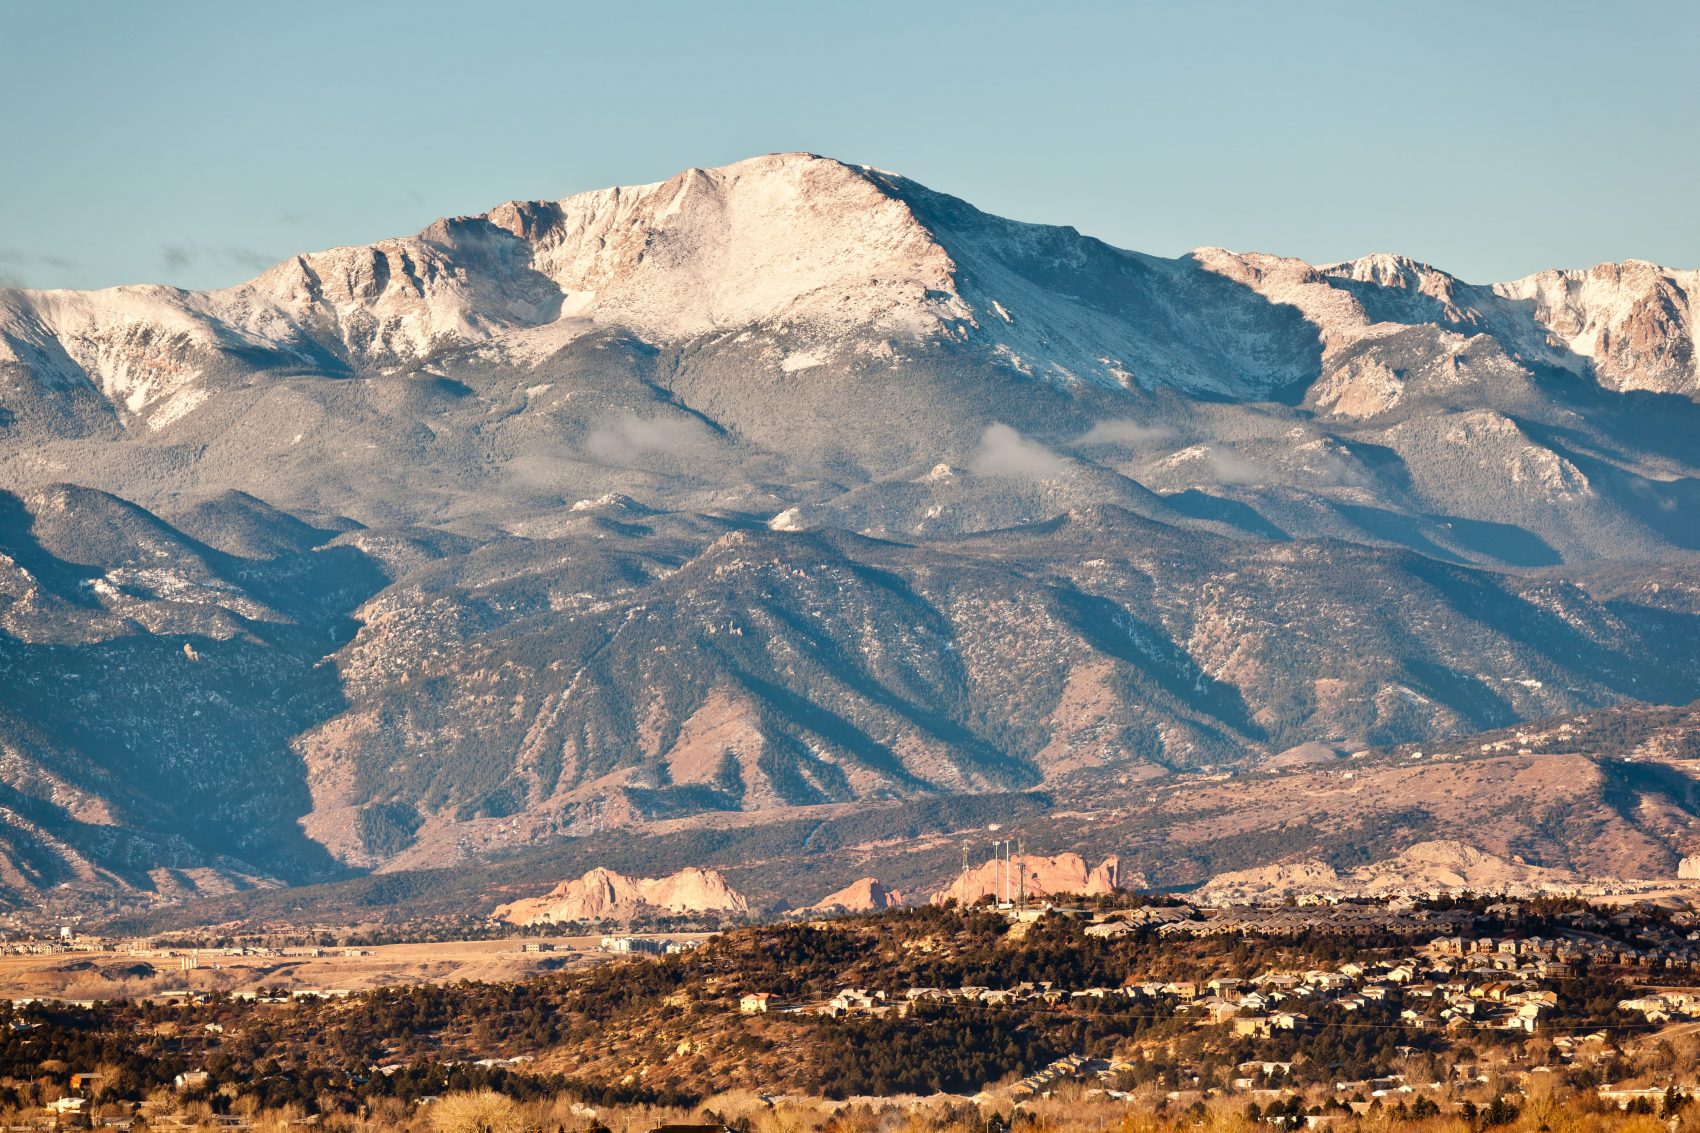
(0, 933), (715, 1001)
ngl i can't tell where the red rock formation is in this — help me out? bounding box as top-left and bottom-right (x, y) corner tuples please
(930, 852), (1123, 906)
(493, 866), (749, 924)
(811, 877), (904, 912)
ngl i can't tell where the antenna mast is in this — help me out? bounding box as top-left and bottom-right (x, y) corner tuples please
(1017, 837), (1025, 911)
(992, 833), (1006, 905)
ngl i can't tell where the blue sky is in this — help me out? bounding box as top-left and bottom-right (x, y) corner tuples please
(4, 0), (1696, 290)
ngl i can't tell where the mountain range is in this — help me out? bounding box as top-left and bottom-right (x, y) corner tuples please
(1, 153), (1697, 916)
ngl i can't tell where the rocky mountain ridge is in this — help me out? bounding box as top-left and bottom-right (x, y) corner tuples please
(1197, 839), (1588, 902)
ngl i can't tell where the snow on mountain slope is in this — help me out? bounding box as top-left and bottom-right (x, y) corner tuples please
(0, 286), (231, 430)
(504, 156), (970, 343)
(1492, 260), (1698, 394)
(227, 231), (551, 367)
(4, 152), (1694, 439)
(1305, 252), (1696, 397)
(1178, 249), (1699, 401)
(0, 155), (971, 431)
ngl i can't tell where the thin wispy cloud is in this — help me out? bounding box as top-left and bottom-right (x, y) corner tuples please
(1077, 419), (1177, 447)
(156, 241), (279, 277)
(159, 245), (195, 273)
(0, 247), (84, 288)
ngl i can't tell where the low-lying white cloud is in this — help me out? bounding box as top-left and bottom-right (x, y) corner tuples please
(584, 412), (711, 463)
(970, 423), (1068, 479)
(1203, 447), (1266, 485)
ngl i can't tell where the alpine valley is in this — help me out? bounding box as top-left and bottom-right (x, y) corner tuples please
(3, 153), (1699, 922)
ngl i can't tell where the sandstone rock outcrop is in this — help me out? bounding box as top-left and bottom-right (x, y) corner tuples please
(931, 852), (1124, 906)
(493, 866), (749, 924)
(811, 877), (904, 912)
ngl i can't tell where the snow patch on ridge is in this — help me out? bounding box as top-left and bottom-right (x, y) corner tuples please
(780, 350), (827, 372)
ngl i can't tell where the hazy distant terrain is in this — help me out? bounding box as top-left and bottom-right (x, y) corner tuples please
(2, 153), (1698, 915)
